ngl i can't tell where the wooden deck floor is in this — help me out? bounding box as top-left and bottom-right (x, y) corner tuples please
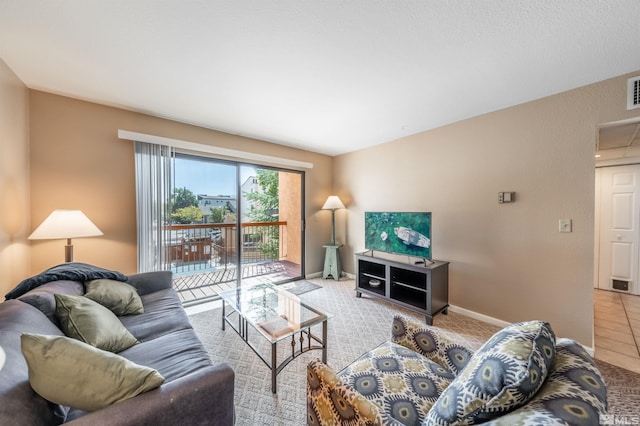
(174, 260), (302, 305)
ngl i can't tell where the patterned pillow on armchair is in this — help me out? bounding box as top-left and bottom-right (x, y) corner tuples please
(425, 320), (556, 425)
(391, 315), (474, 376)
(338, 341), (455, 425)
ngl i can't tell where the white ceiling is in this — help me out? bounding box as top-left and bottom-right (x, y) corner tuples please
(596, 118), (640, 161)
(1, 1), (640, 156)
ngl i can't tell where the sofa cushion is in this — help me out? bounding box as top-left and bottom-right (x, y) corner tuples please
(126, 271), (173, 295)
(339, 341), (455, 425)
(118, 328), (213, 382)
(425, 320), (556, 425)
(120, 288), (193, 342)
(479, 338), (607, 425)
(17, 280), (85, 325)
(85, 279), (144, 315)
(54, 294), (138, 352)
(21, 333), (165, 412)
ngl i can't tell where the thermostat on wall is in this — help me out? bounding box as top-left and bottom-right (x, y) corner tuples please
(498, 192), (515, 203)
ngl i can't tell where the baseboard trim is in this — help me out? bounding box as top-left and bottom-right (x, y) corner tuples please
(449, 305), (595, 356)
(305, 272), (355, 280)
(448, 305), (511, 329)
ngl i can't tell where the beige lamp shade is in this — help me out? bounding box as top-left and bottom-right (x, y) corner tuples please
(29, 210), (103, 240)
(29, 210), (103, 262)
(322, 195), (345, 210)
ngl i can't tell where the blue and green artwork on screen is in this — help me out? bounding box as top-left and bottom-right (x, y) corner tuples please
(365, 212), (432, 259)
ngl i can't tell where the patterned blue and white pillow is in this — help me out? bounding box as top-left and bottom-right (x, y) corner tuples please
(391, 315), (474, 376)
(477, 338), (607, 426)
(425, 320), (556, 425)
(339, 341), (455, 425)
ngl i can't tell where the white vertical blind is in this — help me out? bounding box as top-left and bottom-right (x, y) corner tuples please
(134, 141), (174, 272)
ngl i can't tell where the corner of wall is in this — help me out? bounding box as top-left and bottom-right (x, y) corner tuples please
(0, 58), (31, 295)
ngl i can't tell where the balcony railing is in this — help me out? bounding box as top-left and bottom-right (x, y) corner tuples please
(166, 221), (299, 305)
(166, 221), (288, 274)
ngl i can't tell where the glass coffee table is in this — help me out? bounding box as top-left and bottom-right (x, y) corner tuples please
(218, 282), (332, 393)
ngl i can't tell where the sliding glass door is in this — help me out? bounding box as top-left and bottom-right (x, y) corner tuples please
(240, 165), (303, 283)
(170, 154), (304, 305)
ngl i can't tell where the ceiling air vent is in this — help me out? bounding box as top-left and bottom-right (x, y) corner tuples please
(629, 76), (640, 110)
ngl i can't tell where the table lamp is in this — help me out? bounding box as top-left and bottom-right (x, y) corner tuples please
(29, 210), (103, 262)
(322, 195), (345, 245)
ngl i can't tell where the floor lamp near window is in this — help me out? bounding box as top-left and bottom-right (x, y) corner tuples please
(28, 210), (103, 262)
(322, 196), (345, 280)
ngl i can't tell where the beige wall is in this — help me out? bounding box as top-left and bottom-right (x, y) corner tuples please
(6, 58), (639, 346)
(28, 91), (333, 276)
(334, 71), (640, 346)
(0, 59), (30, 296)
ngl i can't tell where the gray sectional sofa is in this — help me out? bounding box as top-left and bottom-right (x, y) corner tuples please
(0, 265), (234, 425)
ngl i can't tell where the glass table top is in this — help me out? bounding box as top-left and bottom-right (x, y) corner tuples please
(218, 282), (332, 342)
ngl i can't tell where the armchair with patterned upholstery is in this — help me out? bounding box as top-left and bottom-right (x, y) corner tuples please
(307, 315), (607, 426)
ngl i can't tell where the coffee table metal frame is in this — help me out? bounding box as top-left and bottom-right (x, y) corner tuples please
(219, 283), (330, 393)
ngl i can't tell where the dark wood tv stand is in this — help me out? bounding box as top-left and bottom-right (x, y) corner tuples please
(355, 252), (449, 325)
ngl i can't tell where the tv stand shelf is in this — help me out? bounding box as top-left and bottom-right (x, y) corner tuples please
(355, 252), (449, 325)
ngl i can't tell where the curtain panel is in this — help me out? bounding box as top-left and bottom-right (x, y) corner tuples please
(134, 141), (174, 272)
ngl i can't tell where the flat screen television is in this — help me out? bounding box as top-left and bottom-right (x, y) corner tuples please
(365, 211), (432, 260)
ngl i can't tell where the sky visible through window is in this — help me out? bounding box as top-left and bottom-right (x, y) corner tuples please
(174, 157), (256, 197)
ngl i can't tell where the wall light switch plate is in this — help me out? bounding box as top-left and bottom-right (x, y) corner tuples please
(559, 219), (572, 233)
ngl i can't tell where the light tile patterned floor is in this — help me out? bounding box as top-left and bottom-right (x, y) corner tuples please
(594, 289), (640, 374)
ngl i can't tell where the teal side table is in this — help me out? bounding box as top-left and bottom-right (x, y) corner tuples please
(322, 244), (342, 280)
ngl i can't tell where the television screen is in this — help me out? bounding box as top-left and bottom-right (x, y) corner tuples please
(365, 211), (432, 259)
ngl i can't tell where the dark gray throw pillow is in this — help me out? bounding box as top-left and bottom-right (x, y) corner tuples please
(17, 280), (84, 325)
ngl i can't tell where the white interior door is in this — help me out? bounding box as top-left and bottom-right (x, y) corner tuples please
(597, 164), (640, 295)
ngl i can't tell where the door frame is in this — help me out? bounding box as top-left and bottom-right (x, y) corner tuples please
(595, 162), (640, 295)
(235, 163), (306, 287)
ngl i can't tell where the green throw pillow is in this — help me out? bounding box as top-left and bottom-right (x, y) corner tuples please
(21, 333), (164, 412)
(425, 320), (556, 425)
(84, 279), (144, 315)
(54, 294), (138, 353)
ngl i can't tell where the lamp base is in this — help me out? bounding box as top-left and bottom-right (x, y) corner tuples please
(322, 244), (342, 281)
(330, 209), (336, 245)
(65, 239), (73, 263)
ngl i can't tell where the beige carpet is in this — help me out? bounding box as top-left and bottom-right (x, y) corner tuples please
(189, 278), (640, 425)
